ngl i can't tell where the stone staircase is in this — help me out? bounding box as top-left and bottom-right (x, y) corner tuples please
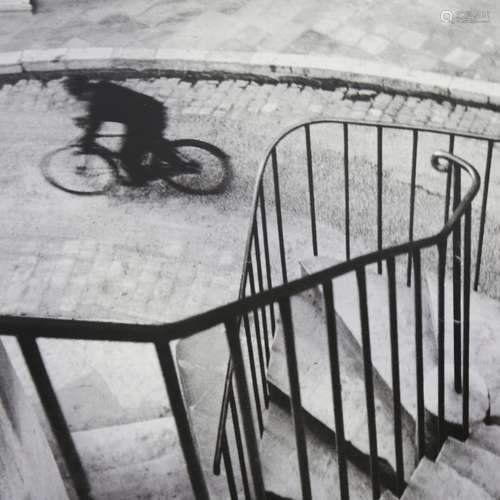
(402, 425), (500, 499)
(4, 237), (500, 498)
(258, 254), (500, 499)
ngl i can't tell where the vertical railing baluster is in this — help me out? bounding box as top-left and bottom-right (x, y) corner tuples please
(221, 432), (238, 500)
(322, 280), (349, 500)
(474, 140), (494, 291)
(279, 297), (312, 500)
(386, 257), (405, 494)
(305, 124), (318, 256)
(463, 207), (472, 437)
(225, 318), (266, 500)
(155, 341), (209, 500)
(444, 134), (455, 223)
(272, 148), (288, 284)
(413, 249), (426, 459)
(377, 126), (383, 274)
(343, 123), (350, 260)
(437, 242), (447, 444)
(407, 130), (419, 286)
(17, 335), (90, 500)
(356, 268), (380, 499)
(253, 220), (270, 364)
(230, 391), (252, 499)
(452, 166), (462, 393)
(248, 263), (269, 409)
(259, 186), (276, 332)
(243, 310), (266, 425)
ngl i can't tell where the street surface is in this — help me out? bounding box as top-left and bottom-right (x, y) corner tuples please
(2, 0), (500, 82)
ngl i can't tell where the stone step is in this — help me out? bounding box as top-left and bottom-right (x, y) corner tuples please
(469, 423), (500, 457)
(300, 256), (438, 423)
(267, 292), (416, 480)
(72, 416), (192, 500)
(426, 273), (500, 417)
(401, 456), (494, 500)
(261, 402), (375, 500)
(1, 336), (171, 432)
(438, 435), (500, 498)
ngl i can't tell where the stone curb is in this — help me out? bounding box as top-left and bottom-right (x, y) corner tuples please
(1, 47), (500, 107)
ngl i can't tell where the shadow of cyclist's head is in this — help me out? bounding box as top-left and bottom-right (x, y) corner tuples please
(64, 75), (93, 101)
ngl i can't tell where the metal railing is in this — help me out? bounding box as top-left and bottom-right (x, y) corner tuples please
(0, 119), (493, 500)
(212, 118), (493, 499)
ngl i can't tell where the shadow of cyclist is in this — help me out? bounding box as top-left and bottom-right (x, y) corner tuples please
(64, 75), (171, 186)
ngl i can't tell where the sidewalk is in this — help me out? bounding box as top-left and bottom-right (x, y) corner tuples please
(1, 0), (499, 83)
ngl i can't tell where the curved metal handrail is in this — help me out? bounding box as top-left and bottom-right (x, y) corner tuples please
(211, 119), (482, 474)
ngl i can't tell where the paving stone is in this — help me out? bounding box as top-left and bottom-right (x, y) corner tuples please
(311, 17), (342, 36)
(358, 34), (389, 56)
(444, 47), (481, 68)
(396, 29), (428, 50)
(372, 22), (405, 41)
(332, 25), (366, 47)
(372, 92), (393, 110)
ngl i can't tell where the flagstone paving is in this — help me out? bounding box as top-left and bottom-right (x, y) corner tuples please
(1, 0), (499, 82)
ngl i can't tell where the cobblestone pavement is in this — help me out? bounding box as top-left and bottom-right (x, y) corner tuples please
(2, 75), (500, 136)
(1, 0), (499, 82)
(1, 76), (500, 323)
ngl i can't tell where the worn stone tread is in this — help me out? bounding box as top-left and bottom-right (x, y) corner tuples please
(300, 255), (438, 423)
(438, 436), (500, 498)
(469, 424), (500, 457)
(426, 273), (500, 417)
(401, 456), (494, 500)
(261, 402), (373, 500)
(268, 291), (416, 479)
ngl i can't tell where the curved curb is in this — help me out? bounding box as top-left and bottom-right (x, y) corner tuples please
(1, 47), (500, 108)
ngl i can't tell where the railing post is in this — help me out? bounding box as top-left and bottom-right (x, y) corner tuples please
(229, 391), (252, 499)
(356, 268), (380, 499)
(221, 432), (238, 500)
(437, 242), (447, 444)
(17, 335), (91, 500)
(386, 257), (405, 494)
(323, 280), (349, 500)
(413, 249), (426, 459)
(155, 341), (210, 500)
(272, 148), (288, 284)
(452, 166), (462, 394)
(278, 297), (312, 500)
(463, 207), (472, 437)
(225, 318), (266, 500)
(259, 186), (276, 332)
(474, 140), (493, 290)
(376, 126), (383, 275)
(252, 221), (270, 364)
(343, 122), (350, 260)
(406, 129), (418, 286)
(247, 263), (269, 409)
(305, 124), (318, 256)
